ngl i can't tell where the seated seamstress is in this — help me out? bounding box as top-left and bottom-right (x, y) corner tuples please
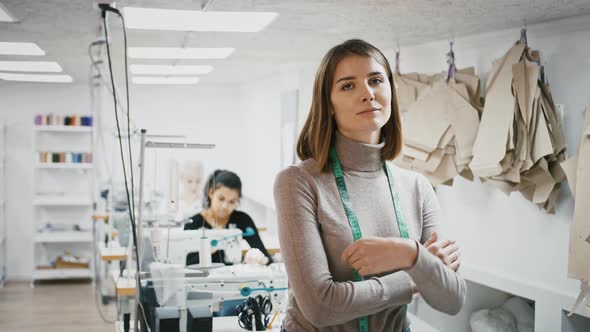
(140, 170), (272, 331)
(184, 169), (273, 266)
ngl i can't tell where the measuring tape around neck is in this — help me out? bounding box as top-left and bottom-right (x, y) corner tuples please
(329, 146), (410, 332)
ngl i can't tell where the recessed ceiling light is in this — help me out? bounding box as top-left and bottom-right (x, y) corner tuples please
(123, 7), (278, 32)
(0, 42), (45, 56)
(132, 76), (200, 85)
(0, 61), (63, 72)
(0, 3), (16, 22)
(128, 47), (233, 59)
(0, 73), (73, 83)
(130, 64), (213, 75)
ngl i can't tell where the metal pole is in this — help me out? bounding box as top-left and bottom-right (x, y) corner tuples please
(137, 129), (147, 274)
(134, 128), (147, 332)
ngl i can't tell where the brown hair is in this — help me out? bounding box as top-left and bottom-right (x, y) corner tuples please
(296, 39), (402, 172)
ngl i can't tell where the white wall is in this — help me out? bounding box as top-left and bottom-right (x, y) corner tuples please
(0, 82), (247, 279)
(382, 15), (590, 331)
(237, 74), (283, 209)
(237, 65), (308, 208)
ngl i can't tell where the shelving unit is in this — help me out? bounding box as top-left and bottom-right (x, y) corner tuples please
(33, 125), (92, 133)
(409, 263), (590, 332)
(32, 119), (95, 285)
(461, 264), (590, 329)
(34, 231), (93, 243)
(33, 196), (92, 206)
(35, 163), (93, 169)
(33, 268), (93, 280)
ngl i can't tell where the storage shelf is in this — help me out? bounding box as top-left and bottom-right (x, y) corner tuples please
(31, 121), (94, 285)
(36, 163), (93, 169)
(34, 231), (93, 243)
(33, 196), (92, 206)
(100, 246), (128, 261)
(29, 120), (94, 281)
(34, 125), (92, 133)
(33, 268), (92, 280)
(461, 264), (590, 319)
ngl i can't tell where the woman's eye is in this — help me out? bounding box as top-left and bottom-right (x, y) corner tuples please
(370, 78), (384, 85)
(342, 83), (353, 90)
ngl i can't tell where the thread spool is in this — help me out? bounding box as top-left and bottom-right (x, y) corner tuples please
(199, 237), (212, 267)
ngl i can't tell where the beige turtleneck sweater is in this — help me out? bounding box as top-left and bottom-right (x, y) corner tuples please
(273, 132), (466, 331)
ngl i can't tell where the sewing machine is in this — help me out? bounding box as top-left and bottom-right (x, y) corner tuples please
(150, 227), (246, 267)
(137, 227), (288, 332)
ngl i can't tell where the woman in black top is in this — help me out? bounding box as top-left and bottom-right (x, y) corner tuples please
(184, 169), (273, 265)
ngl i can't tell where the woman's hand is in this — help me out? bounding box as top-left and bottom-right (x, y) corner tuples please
(424, 232), (461, 271)
(340, 237), (418, 277)
(243, 248), (269, 265)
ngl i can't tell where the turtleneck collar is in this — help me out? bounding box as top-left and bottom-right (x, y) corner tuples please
(334, 131), (384, 172)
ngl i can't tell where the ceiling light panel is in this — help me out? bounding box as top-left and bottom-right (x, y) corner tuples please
(128, 47), (233, 59)
(0, 73), (73, 83)
(130, 64), (213, 75)
(0, 61), (62, 72)
(0, 42), (45, 56)
(132, 76), (200, 85)
(0, 3), (15, 22)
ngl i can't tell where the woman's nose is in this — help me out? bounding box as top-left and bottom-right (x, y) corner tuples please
(361, 83), (375, 102)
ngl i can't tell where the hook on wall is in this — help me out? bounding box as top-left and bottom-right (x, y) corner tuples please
(446, 40), (456, 83)
(520, 18), (528, 47)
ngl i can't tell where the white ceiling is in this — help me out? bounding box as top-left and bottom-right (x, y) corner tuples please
(1, 0), (590, 86)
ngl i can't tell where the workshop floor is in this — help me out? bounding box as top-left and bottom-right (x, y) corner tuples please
(0, 281), (118, 332)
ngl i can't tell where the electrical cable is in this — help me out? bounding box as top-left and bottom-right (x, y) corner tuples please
(116, 11), (137, 223)
(94, 276), (117, 324)
(88, 42), (137, 130)
(101, 8), (137, 274)
(99, 5), (151, 331)
(88, 46), (114, 181)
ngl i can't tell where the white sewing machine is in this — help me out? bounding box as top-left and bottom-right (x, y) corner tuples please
(150, 227), (249, 267)
(143, 227), (288, 332)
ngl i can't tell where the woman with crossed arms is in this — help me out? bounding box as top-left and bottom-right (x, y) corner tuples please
(274, 39), (465, 331)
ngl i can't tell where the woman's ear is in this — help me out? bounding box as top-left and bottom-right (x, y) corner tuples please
(208, 188), (215, 200)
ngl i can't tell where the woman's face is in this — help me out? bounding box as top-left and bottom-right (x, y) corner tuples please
(330, 55), (391, 140)
(208, 186), (240, 219)
(182, 174), (203, 196)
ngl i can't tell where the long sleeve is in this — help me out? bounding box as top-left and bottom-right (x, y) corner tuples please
(184, 213), (205, 230)
(409, 175), (466, 315)
(274, 166), (414, 327)
(418, 174), (441, 244)
(236, 212), (273, 264)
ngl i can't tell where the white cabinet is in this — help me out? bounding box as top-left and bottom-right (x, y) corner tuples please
(409, 264), (590, 332)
